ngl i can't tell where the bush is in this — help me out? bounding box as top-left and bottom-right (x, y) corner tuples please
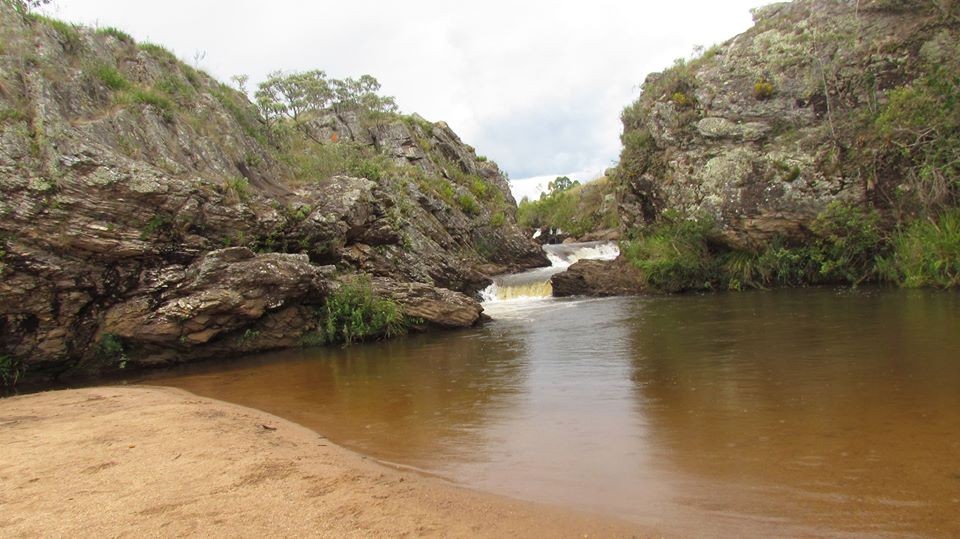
(753, 79), (775, 100)
(128, 88), (174, 121)
(880, 209), (960, 288)
(223, 177), (251, 203)
(320, 276), (410, 345)
(0, 355), (24, 387)
(621, 215), (719, 292)
(808, 201), (884, 284)
(95, 333), (127, 369)
(94, 64), (128, 91)
(457, 193), (480, 215)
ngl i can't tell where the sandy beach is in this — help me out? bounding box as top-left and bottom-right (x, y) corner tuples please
(0, 386), (651, 538)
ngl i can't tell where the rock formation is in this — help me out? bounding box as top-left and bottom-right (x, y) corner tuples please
(0, 6), (545, 381)
(614, 0), (959, 248)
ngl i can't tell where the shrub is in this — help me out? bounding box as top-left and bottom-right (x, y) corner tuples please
(469, 177), (489, 199)
(808, 201), (884, 284)
(94, 64), (128, 91)
(753, 79), (775, 100)
(0, 355), (24, 387)
(320, 276), (410, 345)
(223, 177), (251, 203)
(95, 333), (127, 369)
(621, 215), (719, 292)
(490, 211), (505, 227)
(880, 209), (960, 288)
(457, 193), (480, 215)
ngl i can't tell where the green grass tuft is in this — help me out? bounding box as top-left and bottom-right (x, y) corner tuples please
(319, 276), (410, 345)
(94, 64), (129, 91)
(880, 209), (960, 288)
(95, 26), (133, 43)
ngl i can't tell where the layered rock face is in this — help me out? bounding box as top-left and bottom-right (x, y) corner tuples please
(614, 0), (959, 248)
(0, 6), (544, 378)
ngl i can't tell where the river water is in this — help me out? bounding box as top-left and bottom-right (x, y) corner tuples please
(145, 244), (960, 537)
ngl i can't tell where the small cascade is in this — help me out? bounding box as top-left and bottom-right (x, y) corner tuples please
(481, 241), (619, 303)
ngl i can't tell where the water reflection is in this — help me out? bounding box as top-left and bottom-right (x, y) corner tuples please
(146, 289), (960, 537)
(628, 289), (960, 536)
(147, 330), (530, 468)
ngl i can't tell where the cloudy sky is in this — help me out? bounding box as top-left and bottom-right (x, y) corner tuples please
(43, 1), (766, 199)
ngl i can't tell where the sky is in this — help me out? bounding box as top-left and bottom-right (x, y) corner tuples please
(42, 1), (767, 199)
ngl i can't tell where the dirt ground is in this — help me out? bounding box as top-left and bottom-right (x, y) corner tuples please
(0, 386), (653, 538)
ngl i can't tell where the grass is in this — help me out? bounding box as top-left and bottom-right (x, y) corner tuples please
(94, 333), (127, 370)
(223, 177), (252, 203)
(128, 88), (174, 121)
(621, 202), (892, 292)
(456, 193), (480, 215)
(95, 26), (133, 43)
(93, 64), (129, 91)
(0, 355), (24, 387)
(880, 209), (960, 288)
(138, 42), (178, 64)
(318, 276), (410, 345)
(29, 14), (82, 52)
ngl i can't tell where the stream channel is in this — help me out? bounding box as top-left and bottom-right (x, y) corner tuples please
(144, 242), (960, 537)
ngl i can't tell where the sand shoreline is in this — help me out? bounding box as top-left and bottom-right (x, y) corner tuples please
(0, 386), (651, 537)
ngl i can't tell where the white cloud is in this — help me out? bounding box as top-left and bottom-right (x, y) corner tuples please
(42, 0), (767, 179)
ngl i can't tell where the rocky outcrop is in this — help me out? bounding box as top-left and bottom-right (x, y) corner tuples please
(0, 6), (545, 381)
(614, 0), (960, 248)
(550, 259), (646, 297)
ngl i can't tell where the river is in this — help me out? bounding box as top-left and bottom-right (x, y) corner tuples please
(144, 243), (960, 537)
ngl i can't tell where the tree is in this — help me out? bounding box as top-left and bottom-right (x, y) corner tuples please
(254, 71), (398, 139)
(546, 176), (578, 196)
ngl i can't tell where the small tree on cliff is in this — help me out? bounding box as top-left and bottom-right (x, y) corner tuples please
(255, 71), (397, 140)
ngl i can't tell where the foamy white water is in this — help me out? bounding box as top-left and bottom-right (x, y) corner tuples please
(481, 241), (619, 308)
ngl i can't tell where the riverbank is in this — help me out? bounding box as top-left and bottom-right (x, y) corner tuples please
(0, 386), (650, 538)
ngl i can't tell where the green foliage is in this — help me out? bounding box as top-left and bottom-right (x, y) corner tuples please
(621, 215), (719, 292)
(0, 107), (25, 124)
(0, 355), (24, 387)
(29, 14), (82, 53)
(140, 213), (173, 239)
(808, 201), (884, 284)
(490, 211), (506, 227)
(212, 85), (268, 144)
(469, 177), (489, 199)
(517, 177), (617, 236)
(95, 333), (127, 369)
(128, 88), (174, 121)
(93, 64), (129, 91)
(873, 64), (960, 208)
(880, 209), (960, 288)
(754, 79), (775, 100)
(320, 276), (410, 345)
(457, 193), (480, 215)
(622, 202), (888, 292)
(95, 26), (133, 43)
(255, 70), (397, 136)
(155, 75), (194, 103)
(138, 42), (178, 64)
(547, 175), (578, 193)
(223, 177), (252, 203)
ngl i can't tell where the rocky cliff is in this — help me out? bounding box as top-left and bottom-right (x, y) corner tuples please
(0, 6), (545, 382)
(614, 0), (959, 247)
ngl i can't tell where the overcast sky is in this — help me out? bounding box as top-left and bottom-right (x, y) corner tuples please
(43, 1), (766, 199)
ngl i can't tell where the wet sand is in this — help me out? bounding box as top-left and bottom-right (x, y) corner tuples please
(0, 386), (650, 538)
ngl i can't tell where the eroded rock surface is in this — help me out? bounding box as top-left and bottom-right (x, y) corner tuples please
(0, 6), (544, 380)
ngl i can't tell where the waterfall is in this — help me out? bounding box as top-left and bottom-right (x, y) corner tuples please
(481, 241), (619, 303)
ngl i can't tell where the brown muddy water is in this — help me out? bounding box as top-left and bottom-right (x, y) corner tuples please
(144, 288), (960, 537)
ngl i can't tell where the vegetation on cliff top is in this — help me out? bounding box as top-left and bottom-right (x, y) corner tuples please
(613, 1), (960, 291)
(517, 176), (619, 236)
